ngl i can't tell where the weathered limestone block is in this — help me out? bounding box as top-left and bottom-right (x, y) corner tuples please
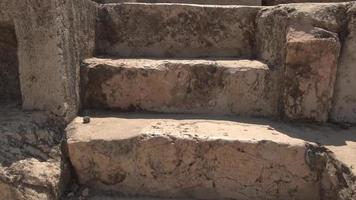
(255, 4), (346, 118)
(284, 26), (340, 122)
(81, 58), (277, 117)
(94, 0), (261, 5)
(256, 3), (346, 67)
(331, 4), (356, 123)
(96, 4), (260, 58)
(0, 0), (97, 122)
(0, 106), (70, 200)
(67, 114), (321, 200)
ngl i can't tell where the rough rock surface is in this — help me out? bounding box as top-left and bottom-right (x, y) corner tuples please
(0, 105), (70, 200)
(284, 26), (340, 122)
(0, 0), (96, 122)
(81, 58), (277, 116)
(331, 4), (356, 124)
(96, 3), (260, 58)
(67, 112), (356, 200)
(256, 2), (346, 66)
(255, 2), (351, 122)
(93, 0), (261, 5)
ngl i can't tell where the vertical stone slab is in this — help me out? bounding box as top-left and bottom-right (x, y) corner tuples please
(5, 0), (97, 122)
(13, 0), (75, 120)
(284, 26), (340, 122)
(331, 4), (356, 124)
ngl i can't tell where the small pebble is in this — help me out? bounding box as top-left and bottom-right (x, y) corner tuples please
(83, 116), (90, 124)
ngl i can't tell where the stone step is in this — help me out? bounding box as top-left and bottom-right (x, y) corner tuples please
(81, 58), (277, 117)
(93, 0), (261, 5)
(96, 3), (259, 58)
(66, 112), (356, 200)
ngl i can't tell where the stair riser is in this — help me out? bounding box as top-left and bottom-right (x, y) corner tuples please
(68, 135), (319, 199)
(96, 4), (260, 58)
(81, 59), (278, 116)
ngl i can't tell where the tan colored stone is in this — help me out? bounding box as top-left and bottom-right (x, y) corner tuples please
(67, 112), (356, 200)
(256, 3), (347, 67)
(67, 114), (316, 200)
(284, 26), (340, 122)
(0, 0), (96, 122)
(81, 58), (277, 116)
(96, 4), (260, 58)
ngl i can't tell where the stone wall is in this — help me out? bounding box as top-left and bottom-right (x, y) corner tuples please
(0, 0), (97, 122)
(96, 4), (259, 59)
(1, 0), (356, 123)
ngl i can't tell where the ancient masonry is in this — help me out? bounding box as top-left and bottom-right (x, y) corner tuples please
(1, 0), (356, 199)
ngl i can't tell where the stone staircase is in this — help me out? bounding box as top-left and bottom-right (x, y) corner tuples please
(64, 1), (356, 200)
(1, 0), (356, 200)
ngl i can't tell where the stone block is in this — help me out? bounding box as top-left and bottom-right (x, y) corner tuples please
(284, 26), (340, 122)
(81, 58), (277, 116)
(67, 114), (321, 200)
(96, 4), (260, 58)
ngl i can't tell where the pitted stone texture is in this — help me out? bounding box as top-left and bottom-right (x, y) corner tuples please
(284, 26), (340, 122)
(331, 4), (356, 124)
(67, 113), (356, 200)
(0, 105), (70, 200)
(67, 114), (320, 200)
(93, 0), (261, 5)
(96, 4), (259, 58)
(0, 0), (96, 122)
(81, 58), (277, 117)
(256, 3), (347, 67)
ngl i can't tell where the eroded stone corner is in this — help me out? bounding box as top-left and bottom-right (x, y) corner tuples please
(305, 143), (356, 200)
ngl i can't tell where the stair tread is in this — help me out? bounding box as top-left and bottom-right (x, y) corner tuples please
(67, 112), (356, 174)
(81, 57), (275, 116)
(66, 112), (356, 199)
